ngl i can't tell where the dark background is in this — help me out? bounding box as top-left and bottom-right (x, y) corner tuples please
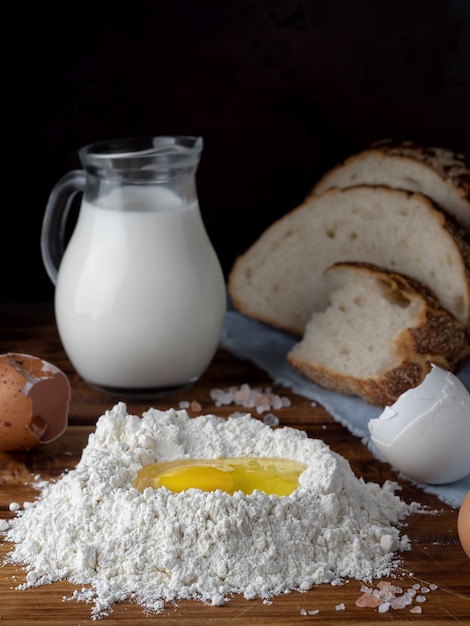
(6, 0), (470, 302)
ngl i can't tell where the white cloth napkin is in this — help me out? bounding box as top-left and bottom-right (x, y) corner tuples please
(221, 309), (470, 508)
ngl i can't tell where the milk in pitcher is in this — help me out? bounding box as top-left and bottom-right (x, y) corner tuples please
(54, 185), (226, 394)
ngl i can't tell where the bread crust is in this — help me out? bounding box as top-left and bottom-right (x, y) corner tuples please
(229, 145), (470, 405)
(312, 140), (470, 231)
(287, 262), (469, 406)
(371, 140), (470, 193)
(228, 186), (470, 332)
(288, 358), (436, 407)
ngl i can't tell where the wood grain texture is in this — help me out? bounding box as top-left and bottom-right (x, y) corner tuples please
(0, 303), (469, 625)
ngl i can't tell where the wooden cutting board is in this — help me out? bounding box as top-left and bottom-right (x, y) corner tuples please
(0, 303), (469, 625)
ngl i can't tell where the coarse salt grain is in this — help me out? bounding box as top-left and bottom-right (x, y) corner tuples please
(178, 400), (202, 412)
(209, 384), (291, 414)
(263, 413), (280, 427)
(390, 595), (411, 609)
(354, 578), (440, 615)
(355, 593), (381, 608)
(300, 607), (319, 615)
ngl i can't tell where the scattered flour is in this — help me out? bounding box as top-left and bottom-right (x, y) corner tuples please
(1, 402), (421, 619)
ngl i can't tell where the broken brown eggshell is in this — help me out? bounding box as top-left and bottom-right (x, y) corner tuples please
(0, 353), (71, 452)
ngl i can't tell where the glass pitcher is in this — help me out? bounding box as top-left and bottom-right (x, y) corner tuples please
(41, 136), (226, 398)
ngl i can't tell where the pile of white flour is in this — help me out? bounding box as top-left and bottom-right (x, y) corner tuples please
(1, 403), (420, 619)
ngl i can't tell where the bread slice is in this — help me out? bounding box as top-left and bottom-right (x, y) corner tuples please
(287, 262), (468, 406)
(227, 186), (470, 334)
(312, 140), (470, 232)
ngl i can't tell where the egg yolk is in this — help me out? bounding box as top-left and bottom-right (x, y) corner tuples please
(133, 457), (307, 496)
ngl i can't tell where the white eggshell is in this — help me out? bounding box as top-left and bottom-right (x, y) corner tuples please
(368, 364), (470, 484)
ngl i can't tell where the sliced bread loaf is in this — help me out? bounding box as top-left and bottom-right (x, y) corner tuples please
(287, 262), (468, 406)
(312, 140), (470, 232)
(228, 186), (470, 334)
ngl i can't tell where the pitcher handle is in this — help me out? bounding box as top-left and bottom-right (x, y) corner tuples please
(40, 170), (86, 285)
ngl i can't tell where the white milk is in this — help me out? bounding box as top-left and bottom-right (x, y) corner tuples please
(54, 186), (226, 392)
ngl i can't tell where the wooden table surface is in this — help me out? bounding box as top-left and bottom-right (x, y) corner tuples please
(0, 303), (469, 625)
